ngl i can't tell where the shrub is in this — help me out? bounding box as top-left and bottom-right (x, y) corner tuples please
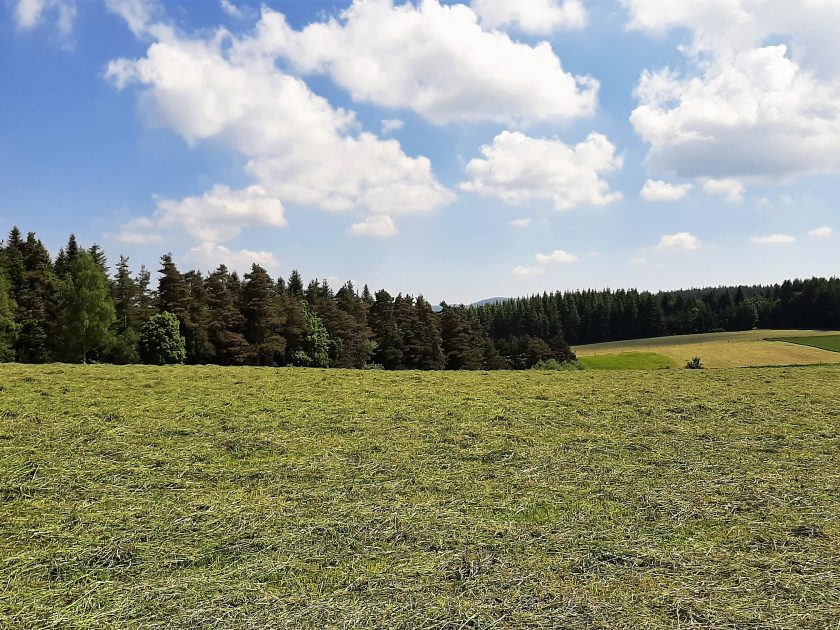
(685, 356), (704, 370)
(138, 313), (186, 365)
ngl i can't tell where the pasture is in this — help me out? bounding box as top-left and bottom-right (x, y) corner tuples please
(1, 364), (839, 628)
(574, 329), (840, 368)
(769, 334), (840, 354)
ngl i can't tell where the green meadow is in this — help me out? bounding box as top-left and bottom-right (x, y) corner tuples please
(1, 364), (839, 628)
(770, 334), (840, 354)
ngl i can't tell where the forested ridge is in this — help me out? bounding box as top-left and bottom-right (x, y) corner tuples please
(0, 227), (838, 369)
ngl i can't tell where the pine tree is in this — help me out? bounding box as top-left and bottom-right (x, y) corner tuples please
(14, 233), (57, 363)
(56, 251), (116, 363)
(205, 265), (250, 365)
(0, 270), (17, 361)
(287, 269), (304, 297)
(242, 264), (287, 366)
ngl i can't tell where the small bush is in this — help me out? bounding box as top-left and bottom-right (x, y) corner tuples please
(138, 313), (186, 365)
(685, 356), (704, 370)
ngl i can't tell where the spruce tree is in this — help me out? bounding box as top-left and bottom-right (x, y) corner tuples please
(242, 264), (287, 366)
(205, 265), (249, 365)
(0, 270), (16, 361)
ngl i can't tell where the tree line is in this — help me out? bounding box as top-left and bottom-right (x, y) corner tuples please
(0, 227), (837, 369)
(474, 278), (840, 346)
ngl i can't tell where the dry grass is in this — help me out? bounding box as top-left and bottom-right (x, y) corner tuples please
(574, 329), (840, 368)
(1, 363), (839, 628)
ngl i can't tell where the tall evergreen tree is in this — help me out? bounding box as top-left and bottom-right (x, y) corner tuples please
(242, 264), (287, 366)
(0, 270), (16, 362)
(205, 265), (250, 365)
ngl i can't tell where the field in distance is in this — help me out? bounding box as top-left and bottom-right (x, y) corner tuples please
(574, 329), (840, 368)
(1, 364), (839, 627)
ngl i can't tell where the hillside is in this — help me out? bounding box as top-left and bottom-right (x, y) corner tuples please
(573, 330), (840, 368)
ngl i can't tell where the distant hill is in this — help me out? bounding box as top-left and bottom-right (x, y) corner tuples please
(432, 297), (511, 312)
(470, 297), (511, 308)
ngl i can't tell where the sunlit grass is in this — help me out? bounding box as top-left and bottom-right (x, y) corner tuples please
(1, 363), (839, 627)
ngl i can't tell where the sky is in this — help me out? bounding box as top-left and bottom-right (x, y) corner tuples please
(0, 0), (838, 304)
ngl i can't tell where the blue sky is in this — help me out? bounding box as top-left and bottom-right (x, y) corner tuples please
(1, 0), (838, 303)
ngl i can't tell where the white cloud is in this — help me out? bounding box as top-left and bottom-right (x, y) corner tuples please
(656, 232), (701, 252)
(701, 178), (745, 204)
(151, 185), (286, 242)
(471, 0), (586, 35)
(627, 2), (840, 186)
(380, 118), (404, 134)
(347, 214), (397, 237)
(808, 226), (833, 238)
(460, 131), (623, 211)
(512, 265), (546, 276)
(105, 229), (164, 245)
(509, 218), (532, 228)
(640, 179), (691, 202)
(535, 249), (578, 264)
(629, 257), (647, 265)
(106, 13), (453, 241)
(13, 0), (76, 34)
(622, 0), (840, 77)
(253, 1), (598, 125)
(220, 0), (242, 18)
(104, 0), (159, 37)
(184, 242), (279, 273)
(751, 234), (796, 245)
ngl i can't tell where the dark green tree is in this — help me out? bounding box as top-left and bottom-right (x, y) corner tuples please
(138, 312), (186, 365)
(242, 264), (286, 366)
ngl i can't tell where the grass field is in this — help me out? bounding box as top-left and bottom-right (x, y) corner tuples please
(770, 334), (840, 354)
(578, 351), (676, 370)
(1, 364), (839, 628)
(574, 329), (840, 368)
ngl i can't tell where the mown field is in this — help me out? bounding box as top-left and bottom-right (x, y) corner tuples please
(769, 334), (840, 354)
(574, 329), (840, 368)
(578, 352), (676, 370)
(1, 364), (839, 628)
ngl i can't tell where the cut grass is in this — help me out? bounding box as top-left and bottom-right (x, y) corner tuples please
(1, 364), (839, 627)
(574, 329), (840, 368)
(578, 351), (676, 370)
(770, 334), (840, 354)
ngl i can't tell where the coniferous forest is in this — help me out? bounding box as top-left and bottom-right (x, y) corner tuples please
(1, 227), (838, 369)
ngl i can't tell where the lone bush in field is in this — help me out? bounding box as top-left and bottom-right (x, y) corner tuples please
(685, 356), (704, 370)
(138, 312), (186, 365)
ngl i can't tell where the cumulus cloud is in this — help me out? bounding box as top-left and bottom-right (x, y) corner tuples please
(151, 185), (286, 242)
(104, 0), (160, 37)
(347, 214), (397, 237)
(106, 12), (453, 241)
(627, 2), (840, 188)
(701, 178), (745, 204)
(380, 118), (404, 134)
(471, 0), (586, 35)
(252, 1), (597, 125)
(512, 265), (546, 276)
(535, 249), (578, 264)
(184, 242), (279, 273)
(640, 179), (691, 202)
(751, 234), (796, 245)
(460, 131), (623, 211)
(656, 232), (701, 252)
(13, 0), (76, 34)
(509, 218), (532, 228)
(808, 226), (833, 238)
(105, 229), (164, 245)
